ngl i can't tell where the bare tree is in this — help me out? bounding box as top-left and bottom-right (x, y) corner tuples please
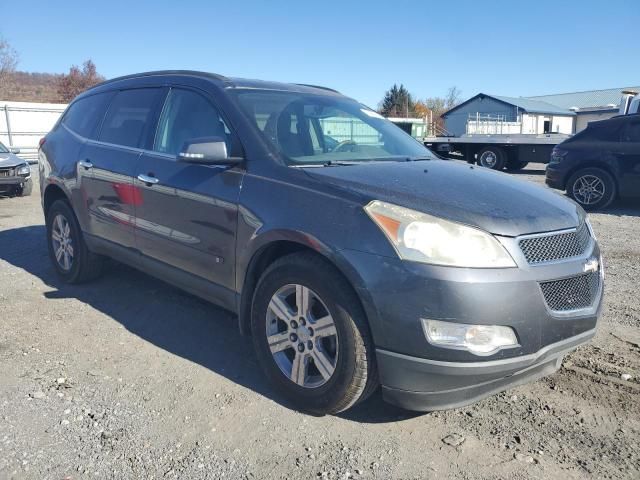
(445, 86), (462, 109)
(58, 60), (105, 102)
(0, 36), (19, 97)
(418, 86), (462, 134)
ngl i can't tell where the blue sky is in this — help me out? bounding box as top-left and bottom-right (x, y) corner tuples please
(3, 0), (639, 107)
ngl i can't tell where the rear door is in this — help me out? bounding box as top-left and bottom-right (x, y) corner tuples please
(80, 88), (165, 249)
(55, 91), (114, 231)
(617, 117), (640, 197)
(133, 87), (243, 294)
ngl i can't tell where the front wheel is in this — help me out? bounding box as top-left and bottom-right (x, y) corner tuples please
(567, 167), (616, 211)
(251, 253), (377, 414)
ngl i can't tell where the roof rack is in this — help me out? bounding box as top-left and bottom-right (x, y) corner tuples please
(92, 70), (227, 89)
(295, 84), (340, 94)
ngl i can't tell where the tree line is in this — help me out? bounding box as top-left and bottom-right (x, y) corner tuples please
(0, 35), (104, 102)
(378, 83), (461, 129)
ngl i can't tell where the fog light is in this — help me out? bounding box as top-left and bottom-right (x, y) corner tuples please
(422, 319), (518, 356)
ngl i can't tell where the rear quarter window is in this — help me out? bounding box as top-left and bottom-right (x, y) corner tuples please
(62, 92), (113, 139)
(574, 121), (621, 142)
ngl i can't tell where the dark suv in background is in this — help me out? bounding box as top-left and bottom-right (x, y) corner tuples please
(39, 71), (603, 414)
(546, 113), (640, 210)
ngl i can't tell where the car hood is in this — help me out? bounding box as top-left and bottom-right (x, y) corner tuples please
(0, 152), (25, 168)
(305, 160), (581, 237)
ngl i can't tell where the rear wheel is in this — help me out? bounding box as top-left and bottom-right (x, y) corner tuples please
(477, 147), (506, 170)
(251, 252), (377, 414)
(567, 167), (616, 211)
(46, 199), (104, 283)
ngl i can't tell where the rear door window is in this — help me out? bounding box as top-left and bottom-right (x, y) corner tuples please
(98, 88), (163, 149)
(62, 92), (113, 139)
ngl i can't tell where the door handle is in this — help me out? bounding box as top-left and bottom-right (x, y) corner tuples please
(137, 173), (159, 185)
(78, 160), (93, 170)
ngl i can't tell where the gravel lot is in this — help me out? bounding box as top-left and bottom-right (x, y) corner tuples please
(1, 164), (639, 479)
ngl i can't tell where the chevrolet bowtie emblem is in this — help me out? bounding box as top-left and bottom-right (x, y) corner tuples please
(584, 258), (599, 273)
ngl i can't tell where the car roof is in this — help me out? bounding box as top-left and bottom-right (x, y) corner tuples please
(85, 70), (343, 98)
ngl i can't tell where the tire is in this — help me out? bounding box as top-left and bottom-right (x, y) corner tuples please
(477, 147), (506, 170)
(46, 199), (104, 283)
(567, 167), (616, 211)
(505, 159), (528, 172)
(251, 252), (378, 415)
(17, 178), (33, 196)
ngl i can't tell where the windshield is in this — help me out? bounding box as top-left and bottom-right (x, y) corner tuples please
(232, 89), (434, 165)
(0, 142), (8, 153)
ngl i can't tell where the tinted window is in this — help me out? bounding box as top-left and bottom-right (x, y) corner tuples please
(99, 89), (162, 148)
(154, 88), (235, 156)
(621, 120), (640, 142)
(62, 92), (112, 138)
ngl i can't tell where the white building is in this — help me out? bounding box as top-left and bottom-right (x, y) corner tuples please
(442, 87), (640, 137)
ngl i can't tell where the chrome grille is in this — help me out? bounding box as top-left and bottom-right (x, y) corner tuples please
(0, 168), (12, 177)
(539, 271), (600, 312)
(519, 222), (591, 264)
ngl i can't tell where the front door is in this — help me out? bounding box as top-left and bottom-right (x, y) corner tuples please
(80, 87), (164, 249)
(133, 87), (243, 292)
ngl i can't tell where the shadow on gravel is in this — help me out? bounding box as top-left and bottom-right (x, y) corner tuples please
(598, 199), (640, 218)
(0, 225), (421, 423)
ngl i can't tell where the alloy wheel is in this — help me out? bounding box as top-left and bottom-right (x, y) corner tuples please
(572, 174), (605, 205)
(51, 214), (74, 271)
(266, 284), (339, 388)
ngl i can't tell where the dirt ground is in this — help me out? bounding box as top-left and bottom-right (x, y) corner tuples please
(1, 164), (639, 480)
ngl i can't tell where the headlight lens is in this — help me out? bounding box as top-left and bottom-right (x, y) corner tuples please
(16, 165), (30, 176)
(422, 319), (518, 356)
(364, 200), (515, 268)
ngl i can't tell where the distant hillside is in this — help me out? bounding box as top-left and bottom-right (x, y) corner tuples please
(1, 71), (65, 103)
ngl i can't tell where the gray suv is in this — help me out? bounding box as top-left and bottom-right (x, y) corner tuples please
(0, 141), (32, 197)
(38, 71), (603, 414)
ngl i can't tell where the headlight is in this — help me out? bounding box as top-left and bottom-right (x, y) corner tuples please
(364, 200), (515, 268)
(16, 165), (30, 176)
(422, 319), (518, 356)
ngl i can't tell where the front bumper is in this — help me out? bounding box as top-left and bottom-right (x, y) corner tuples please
(378, 328), (595, 411)
(0, 176), (30, 195)
(545, 163), (568, 190)
(340, 233), (603, 410)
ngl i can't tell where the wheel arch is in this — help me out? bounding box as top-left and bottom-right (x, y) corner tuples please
(237, 232), (372, 338)
(43, 183), (71, 216)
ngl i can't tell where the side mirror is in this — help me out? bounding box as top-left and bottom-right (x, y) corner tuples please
(177, 137), (242, 165)
(10, 147), (20, 154)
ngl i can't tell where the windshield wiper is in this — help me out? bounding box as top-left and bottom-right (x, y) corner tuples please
(404, 156), (433, 162)
(322, 160), (359, 167)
